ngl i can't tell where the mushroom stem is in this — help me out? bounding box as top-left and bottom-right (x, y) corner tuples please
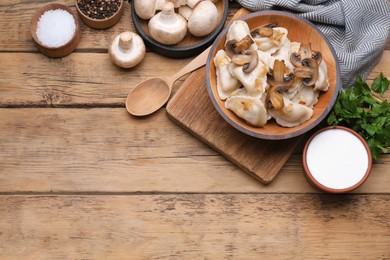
(161, 1), (174, 15)
(119, 32), (133, 50)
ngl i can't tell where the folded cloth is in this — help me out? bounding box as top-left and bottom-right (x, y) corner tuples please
(236, 0), (390, 89)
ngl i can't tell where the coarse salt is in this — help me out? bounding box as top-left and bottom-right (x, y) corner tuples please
(36, 9), (76, 48)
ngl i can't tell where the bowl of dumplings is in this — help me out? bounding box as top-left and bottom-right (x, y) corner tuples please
(206, 10), (341, 140)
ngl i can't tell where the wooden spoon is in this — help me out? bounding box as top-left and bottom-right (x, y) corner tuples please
(126, 46), (211, 116)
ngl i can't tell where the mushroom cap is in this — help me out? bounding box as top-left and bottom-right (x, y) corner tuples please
(134, 0), (158, 20)
(148, 2), (188, 45)
(109, 32), (146, 69)
(188, 1), (219, 37)
(178, 5), (192, 21)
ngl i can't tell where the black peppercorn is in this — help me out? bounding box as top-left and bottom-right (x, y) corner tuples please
(77, 0), (121, 20)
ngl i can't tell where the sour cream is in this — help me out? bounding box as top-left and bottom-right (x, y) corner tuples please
(303, 127), (372, 192)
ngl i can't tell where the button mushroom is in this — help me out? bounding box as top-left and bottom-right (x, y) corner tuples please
(172, 0), (201, 8)
(148, 2), (188, 45)
(178, 5), (192, 20)
(231, 50), (259, 73)
(266, 59), (294, 110)
(134, 0), (168, 20)
(188, 1), (219, 37)
(109, 31), (146, 69)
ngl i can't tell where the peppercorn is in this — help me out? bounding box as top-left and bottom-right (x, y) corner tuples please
(77, 0), (121, 20)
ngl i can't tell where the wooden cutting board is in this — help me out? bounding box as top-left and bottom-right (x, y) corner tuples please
(166, 8), (302, 184)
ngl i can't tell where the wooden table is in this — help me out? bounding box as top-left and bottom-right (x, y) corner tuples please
(1, 1), (389, 258)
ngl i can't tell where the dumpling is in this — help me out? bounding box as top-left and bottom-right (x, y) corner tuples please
(269, 96), (313, 127)
(269, 39), (294, 74)
(214, 50), (241, 100)
(314, 60), (330, 92)
(252, 27), (288, 54)
(284, 81), (304, 100)
(225, 95), (268, 127)
(225, 21), (257, 51)
(290, 86), (320, 108)
(229, 51), (268, 97)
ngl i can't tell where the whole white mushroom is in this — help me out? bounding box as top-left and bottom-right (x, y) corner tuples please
(178, 5), (192, 21)
(134, 0), (168, 20)
(148, 2), (188, 45)
(109, 32), (146, 68)
(188, 1), (219, 37)
(172, 0), (201, 8)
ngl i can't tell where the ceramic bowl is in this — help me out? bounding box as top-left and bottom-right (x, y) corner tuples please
(206, 10), (341, 140)
(31, 4), (81, 58)
(131, 0), (229, 58)
(75, 0), (124, 29)
(302, 126), (372, 193)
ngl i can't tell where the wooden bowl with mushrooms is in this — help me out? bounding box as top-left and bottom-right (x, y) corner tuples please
(131, 0), (229, 58)
(206, 10), (341, 140)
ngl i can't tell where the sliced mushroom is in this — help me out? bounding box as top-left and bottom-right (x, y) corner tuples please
(267, 86), (285, 110)
(231, 54), (251, 66)
(225, 40), (238, 58)
(294, 58), (319, 86)
(290, 42), (322, 67)
(224, 35), (254, 58)
(235, 35), (254, 53)
(266, 59), (294, 110)
(250, 22), (278, 38)
(231, 50), (258, 73)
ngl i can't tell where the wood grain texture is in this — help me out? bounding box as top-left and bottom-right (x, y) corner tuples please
(30, 4), (81, 58)
(0, 0), (135, 51)
(0, 53), (189, 106)
(0, 0), (240, 52)
(0, 195), (389, 259)
(167, 67), (302, 184)
(0, 108), (389, 193)
(0, 51), (388, 107)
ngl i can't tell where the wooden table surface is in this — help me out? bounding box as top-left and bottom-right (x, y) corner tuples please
(1, 0), (389, 258)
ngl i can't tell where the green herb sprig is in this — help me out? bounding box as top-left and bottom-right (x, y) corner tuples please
(327, 73), (390, 160)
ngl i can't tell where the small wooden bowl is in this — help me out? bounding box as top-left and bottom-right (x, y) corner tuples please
(31, 4), (81, 58)
(131, 0), (229, 58)
(75, 0), (124, 29)
(206, 10), (341, 140)
(302, 126), (372, 193)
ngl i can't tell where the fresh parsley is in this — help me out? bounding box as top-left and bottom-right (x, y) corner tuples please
(327, 73), (390, 160)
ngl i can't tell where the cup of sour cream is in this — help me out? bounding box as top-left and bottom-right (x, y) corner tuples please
(302, 126), (372, 193)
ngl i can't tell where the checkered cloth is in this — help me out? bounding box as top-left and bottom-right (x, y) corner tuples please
(236, 0), (390, 88)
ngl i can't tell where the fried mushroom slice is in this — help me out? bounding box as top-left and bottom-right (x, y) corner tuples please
(231, 50), (259, 73)
(225, 35), (255, 58)
(294, 58), (319, 87)
(290, 42), (322, 67)
(250, 22), (278, 38)
(265, 59), (294, 110)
